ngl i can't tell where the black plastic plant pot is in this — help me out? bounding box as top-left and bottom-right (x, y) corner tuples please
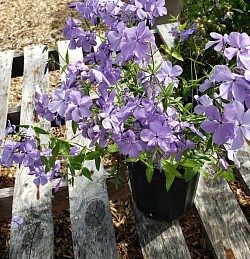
(128, 162), (200, 222)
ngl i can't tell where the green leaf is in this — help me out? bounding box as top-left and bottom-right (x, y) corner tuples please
(199, 168), (208, 178)
(60, 141), (70, 156)
(180, 158), (202, 168)
(33, 126), (50, 135)
(41, 156), (49, 166)
(73, 153), (85, 163)
(71, 121), (78, 135)
(184, 168), (198, 182)
(80, 167), (92, 181)
(95, 157), (101, 171)
(107, 143), (118, 153)
(49, 156), (56, 168)
(161, 161), (181, 191)
(65, 49), (69, 64)
(205, 136), (213, 152)
(146, 166), (154, 184)
(161, 44), (171, 55)
(85, 150), (101, 160)
(52, 141), (60, 156)
(184, 103), (193, 111)
(180, 22), (187, 31)
(165, 82), (175, 97)
(172, 52), (184, 61)
(222, 168), (234, 182)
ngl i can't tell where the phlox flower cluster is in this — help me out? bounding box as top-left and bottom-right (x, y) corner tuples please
(197, 31), (250, 166)
(1, 0), (250, 192)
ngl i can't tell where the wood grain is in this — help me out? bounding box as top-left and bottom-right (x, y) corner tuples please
(156, 23), (179, 49)
(134, 205), (191, 259)
(57, 41), (118, 259)
(236, 143), (250, 191)
(9, 45), (54, 259)
(194, 163), (250, 259)
(0, 51), (13, 140)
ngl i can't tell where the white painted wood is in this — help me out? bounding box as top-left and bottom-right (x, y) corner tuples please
(195, 163), (250, 259)
(57, 41), (118, 259)
(0, 51), (13, 140)
(9, 45), (54, 259)
(156, 22), (179, 49)
(134, 205), (191, 259)
(236, 143), (250, 191)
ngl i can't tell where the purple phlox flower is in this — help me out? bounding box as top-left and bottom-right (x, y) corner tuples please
(25, 126), (36, 139)
(54, 177), (62, 193)
(219, 158), (228, 170)
(107, 21), (125, 52)
(49, 160), (61, 181)
(69, 146), (81, 156)
(67, 61), (89, 76)
(88, 67), (111, 85)
(63, 18), (85, 49)
(226, 146), (240, 168)
(32, 165), (50, 186)
(84, 50), (106, 66)
(175, 139), (196, 162)
(48, 89), (71, 117)
(97, 88), (116, 109)
(4, 120), (16, 137)
(212, 65), (250, 102)
(180, 23), (198, 42)
(169, 25), (179, 39)
(1, 140), (19, 167)
(140, 120), (172, 150)
(114, 130), (144, 158)
(125, 0), (147, 20)
(76, 32), (97, 52)
(35, 92), (55, 121)
(11, 215), (24, 229)
(205, 32), (227, 51)
(156, 60), (182, 87)
(199, 77), (215, 92)
(194, 94), (213, 114)
(200, 105), (235, 145)
(120, 21), (154, 63)
(230, 101), (250, 150)
(147, 0), (167, 18)
(245, 89), (250, 109)
(224, 32), (250, 67)
(15, 140), (40, 167)
(66, 90), (92, 122)
(40, 148), (52, 157)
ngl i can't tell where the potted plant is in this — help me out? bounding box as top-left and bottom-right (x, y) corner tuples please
(1, 0), (250, 222)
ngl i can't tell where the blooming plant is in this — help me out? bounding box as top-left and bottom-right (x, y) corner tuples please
(1, 0), (250, 192)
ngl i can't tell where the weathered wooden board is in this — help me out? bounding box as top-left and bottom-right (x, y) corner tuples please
(0, 51), (14, 140)
(133, 205), (191, 259)
(156, 23), (179, 49)
(0, 179), (69, 221)
(236, 144), (250, 191)
(9, 45), (54, 259)
(195, 163), (250, 259)
(57, 41), (118, 259)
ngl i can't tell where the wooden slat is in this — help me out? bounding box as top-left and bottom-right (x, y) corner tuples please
(236, 144), (250, 191)
(0, 51), (14, 139)
(156, 22), (179, 49)
(194, 163), (250, 259)
(9, 45), (54, 259)
(134, 206), (191, 259)
(57, 41), (118, 259)
(0, 179), (69, 221)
